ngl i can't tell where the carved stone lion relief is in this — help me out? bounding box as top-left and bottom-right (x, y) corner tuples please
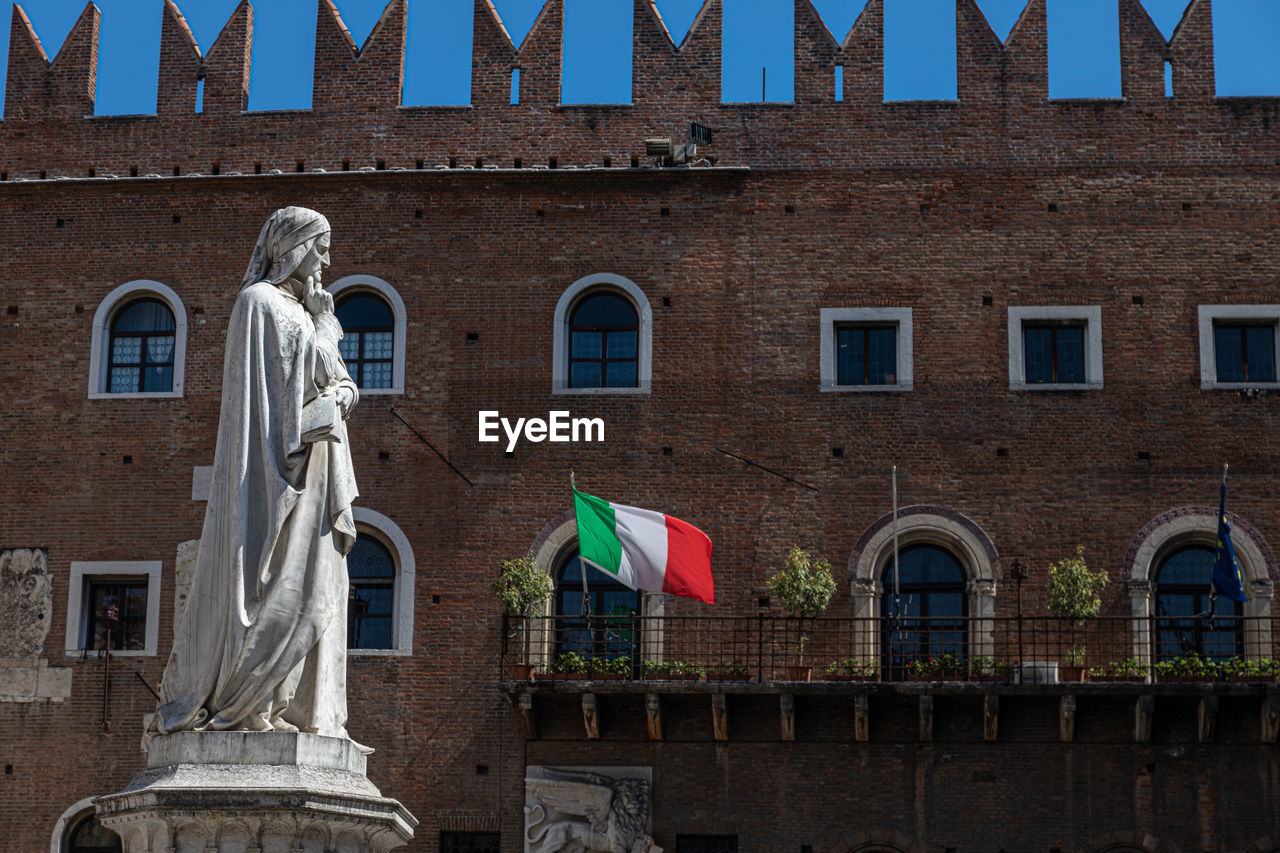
(524, 766), (661, 853)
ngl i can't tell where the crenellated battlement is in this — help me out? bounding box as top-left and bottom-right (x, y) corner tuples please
(0, 0), (1276, 180)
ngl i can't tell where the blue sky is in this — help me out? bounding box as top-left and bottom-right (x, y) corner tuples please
(0, 0), (1276, 115)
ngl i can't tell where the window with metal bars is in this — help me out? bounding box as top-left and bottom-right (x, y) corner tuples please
(107, 299), (175, 393)
(835, 324), (897, 386)
(336, 293), (395, 389)
(1022, 322), (1085, 384)
(881, 545), (967, 678)
(568, 292), (638, 388)
(554, 551), (639, 659)
(82, 579), (148, 652)
(1213, 322), (1276, 383)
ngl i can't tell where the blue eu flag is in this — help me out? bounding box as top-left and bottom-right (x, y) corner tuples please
(1214, 480), (1248, 603)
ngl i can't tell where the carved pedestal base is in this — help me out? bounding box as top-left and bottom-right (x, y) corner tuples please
(95, 732), (416, 853)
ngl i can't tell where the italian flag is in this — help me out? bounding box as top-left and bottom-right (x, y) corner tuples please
(573, 488), (715, 604)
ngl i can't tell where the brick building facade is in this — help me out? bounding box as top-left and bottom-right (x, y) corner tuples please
(2, 0), (1280, 850)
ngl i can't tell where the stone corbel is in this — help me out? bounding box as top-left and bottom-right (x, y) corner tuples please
(1262, 693), (1280, 743)
(1059, 695), (1076, 743)
(780, 694), (795, 742)
(1250, 579), (1274, 600)
(918, 695), (933, 742)
(582, 694), (599, 740)
(849, 578), (881, 598)
(854, 695), (869, 742)
(1197, 695), (1217, 743)
(1134, 695), (1153, 743)
(983, 695), (999, 742)
(645, 694), (662, 741)
(518, 692), (537, 739)
(711, 694), (728, 741)
(968, 579), (997, 598)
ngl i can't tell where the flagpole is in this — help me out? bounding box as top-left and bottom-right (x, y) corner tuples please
(572, 471), (590, 617)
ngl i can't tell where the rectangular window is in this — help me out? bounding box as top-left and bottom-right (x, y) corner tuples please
(836, 325), (897, 386)
(1023, 322), (1085, 384)
(1007, 306), (1102, 390)
(1198, 306), (1280, 389)
(1214, 323), (1276, 383)
(441, 832), (500, 853)
(677, 836), (738, 853)
(83, 579), (149, 651)
(820, 307), (913, 392)
(66, 562), (162, 657)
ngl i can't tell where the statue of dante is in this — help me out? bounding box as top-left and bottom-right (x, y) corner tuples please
(152, 207), (360, 738)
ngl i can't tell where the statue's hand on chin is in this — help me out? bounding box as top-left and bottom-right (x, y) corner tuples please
(303, 275), (334, 316)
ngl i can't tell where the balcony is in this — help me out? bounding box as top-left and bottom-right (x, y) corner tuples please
(499, 614), (1280, 743)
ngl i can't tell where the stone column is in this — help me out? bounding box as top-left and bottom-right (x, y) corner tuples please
(1127, 580), (1153, 667)
(849, 578), (881, 665)
(95, 732), (415, 852)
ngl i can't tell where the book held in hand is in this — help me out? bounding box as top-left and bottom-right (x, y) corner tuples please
(301, 390), (341, 443)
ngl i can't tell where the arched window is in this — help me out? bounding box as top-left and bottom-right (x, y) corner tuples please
(346, 508), (416, 655)
(347, 533), (395, 650)
(880, 544), (968, 676)
(552, 273), (653, 394)
(328, 275), (407, 395)
(568, 293), (638, 388)
(554, 550), (639, 658)
(66, 813), (121, 853)
(88, 280), (187, 398)
(1154, 545), (1242, 660)
(107, 299), (176, 393)
(336, 293), (395, 390)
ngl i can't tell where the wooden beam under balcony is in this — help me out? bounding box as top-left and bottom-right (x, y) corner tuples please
(712, 693), (728, 741)
(1059, 695), (1076, 742)
(646, 693), (662, 740)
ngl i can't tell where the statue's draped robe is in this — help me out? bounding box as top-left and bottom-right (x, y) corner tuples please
(156, 281), (358, 735)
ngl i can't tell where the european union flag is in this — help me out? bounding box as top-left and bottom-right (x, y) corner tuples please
(1214, 480), (1248, 603)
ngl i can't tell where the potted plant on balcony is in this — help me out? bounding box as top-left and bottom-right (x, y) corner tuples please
(1222, 657), (1280, 683)
(825, 657), (878, 682)
(1154, 653), (1221, 683)
(1046, 545), (1108, 683)
(1086, 657), (1148, 682)
(708, 658), (752, 682)
(767, 547), (837, 682)
(643, 660), (706, 681)
(492, 555), (551, 680)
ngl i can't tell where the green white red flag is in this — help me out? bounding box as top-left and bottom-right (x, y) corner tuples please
(572, 487), (715, 604)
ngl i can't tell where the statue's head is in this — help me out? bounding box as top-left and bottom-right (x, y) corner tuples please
(241, 206), (331, 290)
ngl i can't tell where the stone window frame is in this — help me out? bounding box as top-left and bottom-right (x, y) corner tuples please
(88, 280), (188, 399)
(64, 561), (162, 658)
(1197, 304), (1280, 390)
(347, 507), (415, 657)
(526, 510), (665, 667)
(327, 274), (407, 395)
(847, 506), (999, 666)
(819, 307), (914, 392)
(552, 273), (653, 395)
(1007, 305), (1103, 391)
(1123, 508), (1275, 667)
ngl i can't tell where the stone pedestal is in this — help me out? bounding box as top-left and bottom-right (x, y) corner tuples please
(95, 732), (416, 852)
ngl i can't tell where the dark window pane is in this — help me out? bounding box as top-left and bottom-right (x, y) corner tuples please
(85, 580), (148, 651)
(606, 360), (637, 387)
(571, 293), (636, 326)
(836, 326), (866, 385)
(347, 535), (395, 579)
(571, 331), (602, 359)
(606, 330), (637, 359)
(1056, 326), (1085, 383)
(570, 362), (602, 388)
(894, 546), (965, 585)
(1158, 546), (1214, 585)
(1246, 326), (1275, 381)
(555, 551), (639, 658)
(1024, 327), (1054, 383)
(1155, 546), (1241, 660)
(1215, 326), (1244, 382)
(867, 327), (897, 384)
(147, 336), (175, 362)
(143, 365), (173, 392)
(114, 299), (175, 333)
(336, 294), (393, 328)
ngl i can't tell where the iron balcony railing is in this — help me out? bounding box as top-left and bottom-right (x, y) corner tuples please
(500, 613), (1280, 684)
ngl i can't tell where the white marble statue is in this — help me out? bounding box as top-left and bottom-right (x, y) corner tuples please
(151, 206), (360, 738)
(525, 770), (661, 853)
